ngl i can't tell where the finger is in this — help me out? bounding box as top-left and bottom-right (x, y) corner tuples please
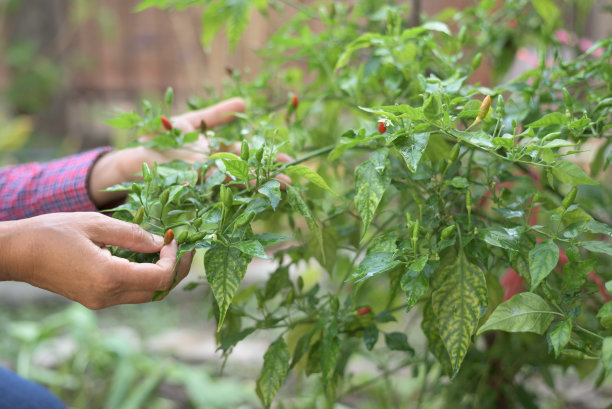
(177, 97), (245, 130)
(88, 215), (164, 253)
(276, 153), (293, 163)
(174, 250), (195, 288)
(109, 240), (178, 292)
(113, 291), (159, 305)
(276, 174), (293, 190)
(171, 117), (196, 133)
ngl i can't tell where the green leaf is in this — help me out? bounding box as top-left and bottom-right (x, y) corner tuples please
(284, 165), (334, 194)
(350, 252), (400, 283)
(423, 94), (441, 120)
(252, 233), (292, 246)
(582, 240), (612, 256)
(422, 21), (451, 35)
(256, 337), (290, 409)
(401, 268), (429, 310)
(531, 0), (560, 29)
(286, 185), (319, 234)
(204, 243), (252, 331)
(218, 327), (256, 353)
(547, 319), (572, 358)
(597, 302), (612, 332)
(208, 152), (242, 161)
(585, 220), (612, 238)
(200, 3), (225, 48)
(286, 185), (324, 261)
(421, 299), (453, 377)
(363, 325), (379, 351)
(431, 252), (488, 375)
(106, 112), (142, 129)
(223, 158), (250, 182)
(335, 33), (386, 70)
(529, 240), (559, 290)
(375, 104), (425, 121)
(397, 133), (430, 172)
(120, 366), (165, 409)
(542, 139), (575, 149)
(232, 240), (270, 260)
(224, 0), (251, 51)
(527, 112), (568, 128)
(552, 161), (598, 186)
(259, 181), (281, 210)
(384, 332), (414, 353)
(354, 155), (391, 239)
(480, 226), (522, 252)
(477, 293), (557, 335)
(321, 325), (340, 382)
(602, 337), (612, 376)
(449, 177), (470, 189)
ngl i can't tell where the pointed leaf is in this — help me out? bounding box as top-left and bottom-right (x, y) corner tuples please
(421, 299), (453, 376)
(284, 165), (334, 194)
(354, 157), (390, 239)
(384, 332), (414, 353)
(204, 244), (252, 331)
(259, 181), (281, 210)
(552, 161), (598, 186)
(527, 112), (568, 128)
(286, 185), (324, 261)
(547, 319), (572, 358)
(398, 133), (430, 172)
(256, 337), (290, 409)
(321, 324), (340, 382)
(582, 240), (612, 256)
(232, 240), (270, 260)
(223, 158), (250, 182)
(529, 240), (559, 290)
(363, 325), (379, 351)
(477, 293), (557, 335)
(431, 252), (488, 375)
(350, 252), (400, 283)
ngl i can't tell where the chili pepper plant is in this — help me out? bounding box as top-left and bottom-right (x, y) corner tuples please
(106, 1), (612, 407)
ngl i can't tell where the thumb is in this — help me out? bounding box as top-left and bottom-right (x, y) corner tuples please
(88, 215), (164, 253)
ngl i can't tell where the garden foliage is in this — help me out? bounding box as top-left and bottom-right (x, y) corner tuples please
(105, 0), (612, 407)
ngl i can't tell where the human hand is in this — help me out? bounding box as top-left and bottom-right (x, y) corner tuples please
(89, 98), (246, 208)
(0, 212), (193, 309)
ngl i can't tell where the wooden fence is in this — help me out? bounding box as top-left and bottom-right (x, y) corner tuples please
(1, 0), (611, 149)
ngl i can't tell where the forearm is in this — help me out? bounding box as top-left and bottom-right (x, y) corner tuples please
(0, 219), (24, 281)
(0, 147), (113, 221)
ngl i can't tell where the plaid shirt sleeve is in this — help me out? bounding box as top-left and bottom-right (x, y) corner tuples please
(0, 147), (113, 221)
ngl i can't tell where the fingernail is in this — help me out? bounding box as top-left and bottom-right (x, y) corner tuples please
(153, 234), (164, 246)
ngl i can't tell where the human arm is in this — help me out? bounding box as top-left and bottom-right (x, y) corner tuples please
(0, 212), (192, 309)
(0, 98), (247, 220)
(88, 97), (248, 208)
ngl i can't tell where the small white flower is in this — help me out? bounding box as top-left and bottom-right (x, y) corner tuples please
(378, 118), (392, 127)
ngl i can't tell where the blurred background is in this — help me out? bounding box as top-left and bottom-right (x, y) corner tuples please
(0, 0), (611, 161)
(1, 1), (612, 408)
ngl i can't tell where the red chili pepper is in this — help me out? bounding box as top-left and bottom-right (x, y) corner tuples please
(161, 116), (173, 131)
(291, 94), (299, 109)
(357, 307), (372, 315)
(378, 122), (386, 134)
(164, 229), (174, 245)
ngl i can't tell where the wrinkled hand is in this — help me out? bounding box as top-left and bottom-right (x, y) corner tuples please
(0, 213), (193, 309)
(89, 98), (246, 208)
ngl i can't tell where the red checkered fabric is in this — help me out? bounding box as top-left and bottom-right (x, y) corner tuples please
(0, 147), (113, 221)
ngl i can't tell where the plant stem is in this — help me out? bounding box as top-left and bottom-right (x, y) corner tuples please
(277, 145), (335, 171)
(575, 324), (604, 340)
